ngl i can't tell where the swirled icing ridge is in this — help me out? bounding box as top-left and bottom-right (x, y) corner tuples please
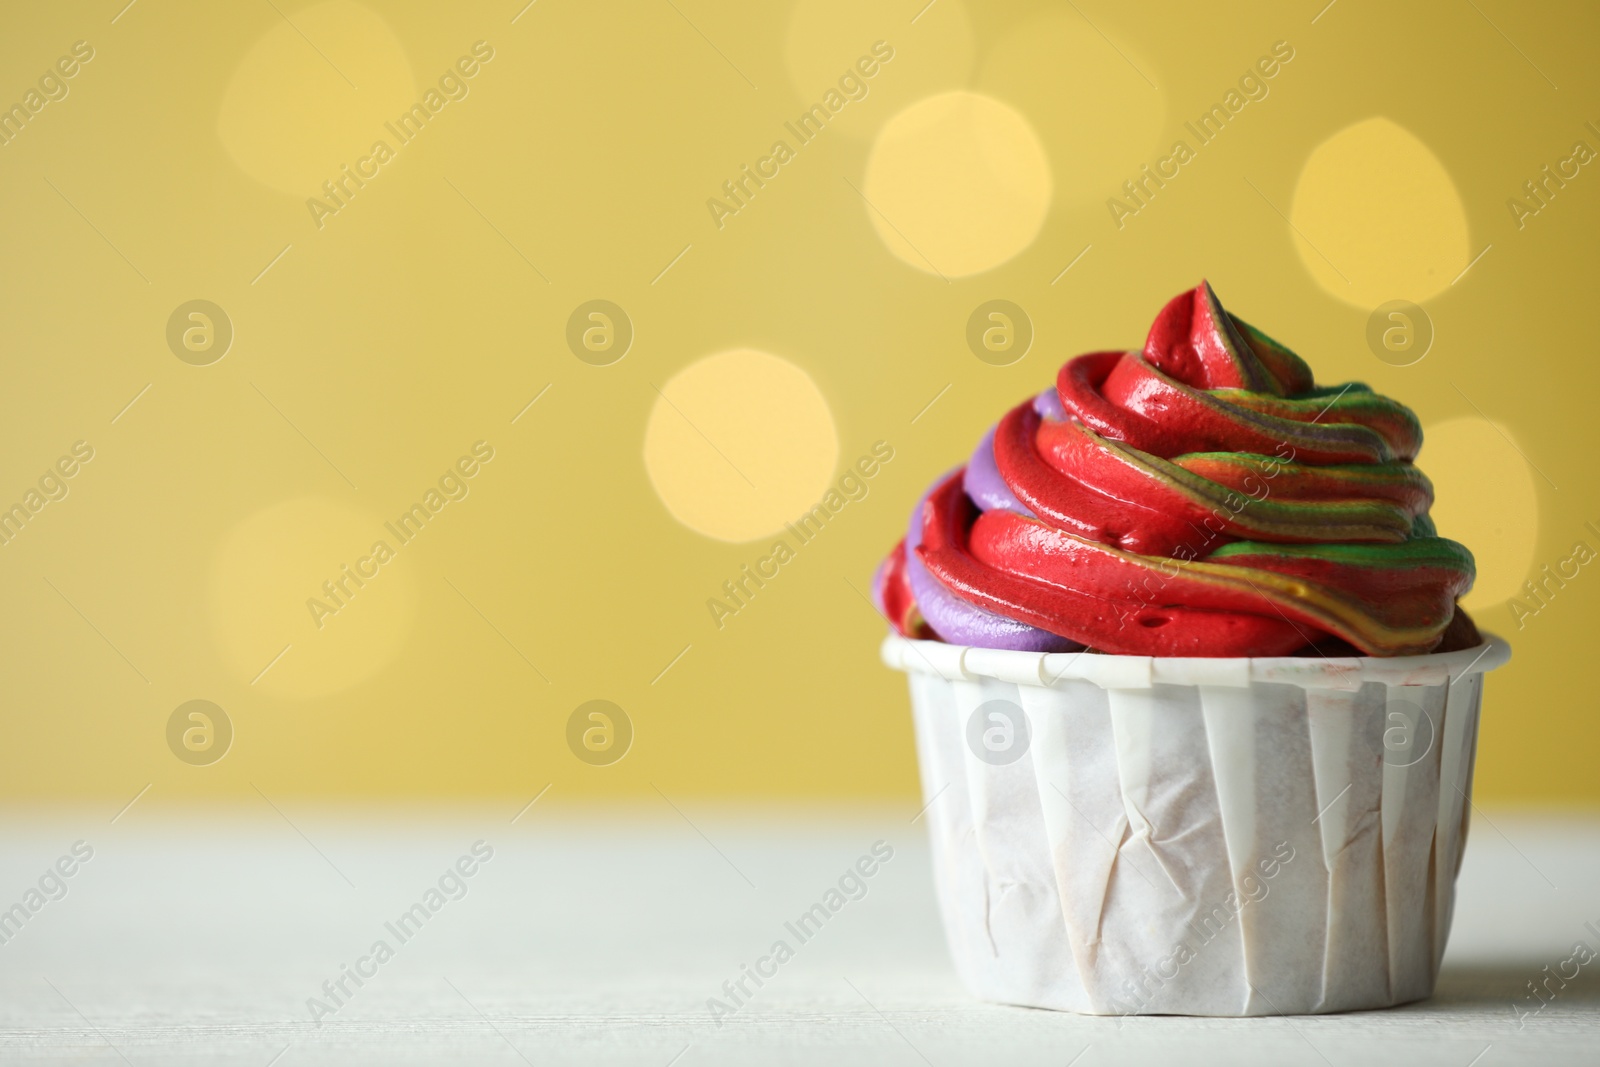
(873, 282), (1476, 657)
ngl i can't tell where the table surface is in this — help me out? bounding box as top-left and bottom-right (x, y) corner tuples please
(0, 802), (1596, 1066)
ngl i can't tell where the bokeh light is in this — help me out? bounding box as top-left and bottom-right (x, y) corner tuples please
(643, 349), (839, 543)
(862, 91), (1052, 278)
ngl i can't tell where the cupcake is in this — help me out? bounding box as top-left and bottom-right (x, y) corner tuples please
(874, 282), (1508, 1015)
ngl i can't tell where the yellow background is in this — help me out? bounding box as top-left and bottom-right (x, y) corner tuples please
(1, 0), (1594, 805)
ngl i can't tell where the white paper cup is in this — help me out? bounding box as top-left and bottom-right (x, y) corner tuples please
(882, 632), (1511, 1016)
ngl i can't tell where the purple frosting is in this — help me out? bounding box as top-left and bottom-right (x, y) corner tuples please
(1034, 385), (1067, 422)
(963, 388), (1063, 514)
(874, 385), (1085, 652)
(900, 470), (1077, 653)
(963, 425), (1034, 517)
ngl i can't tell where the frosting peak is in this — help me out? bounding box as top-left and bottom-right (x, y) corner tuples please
(1144, 280), (1311, 395)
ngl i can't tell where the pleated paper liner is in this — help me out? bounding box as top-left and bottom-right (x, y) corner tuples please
(882, 633), (1511, 1016)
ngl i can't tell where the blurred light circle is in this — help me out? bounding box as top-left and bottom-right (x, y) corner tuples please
(1422, 416), (1540, 609)
(862, 91), (1052, 278)
(1290, 117), (1470, 308)
(783, 0), (974, 140)
(210, 497), (418, 697)
(976, 13), (1164, 208)
(644, 350), (838, 543)
(218, 1), (415, 196)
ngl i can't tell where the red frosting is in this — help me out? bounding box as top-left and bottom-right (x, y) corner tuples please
(879, 282), (1476, 657)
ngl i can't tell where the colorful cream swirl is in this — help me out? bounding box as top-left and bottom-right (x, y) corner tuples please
(873, 282), (1477, 657)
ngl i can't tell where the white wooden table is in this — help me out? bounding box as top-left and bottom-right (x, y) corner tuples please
(1, 804), (1595, 1065)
